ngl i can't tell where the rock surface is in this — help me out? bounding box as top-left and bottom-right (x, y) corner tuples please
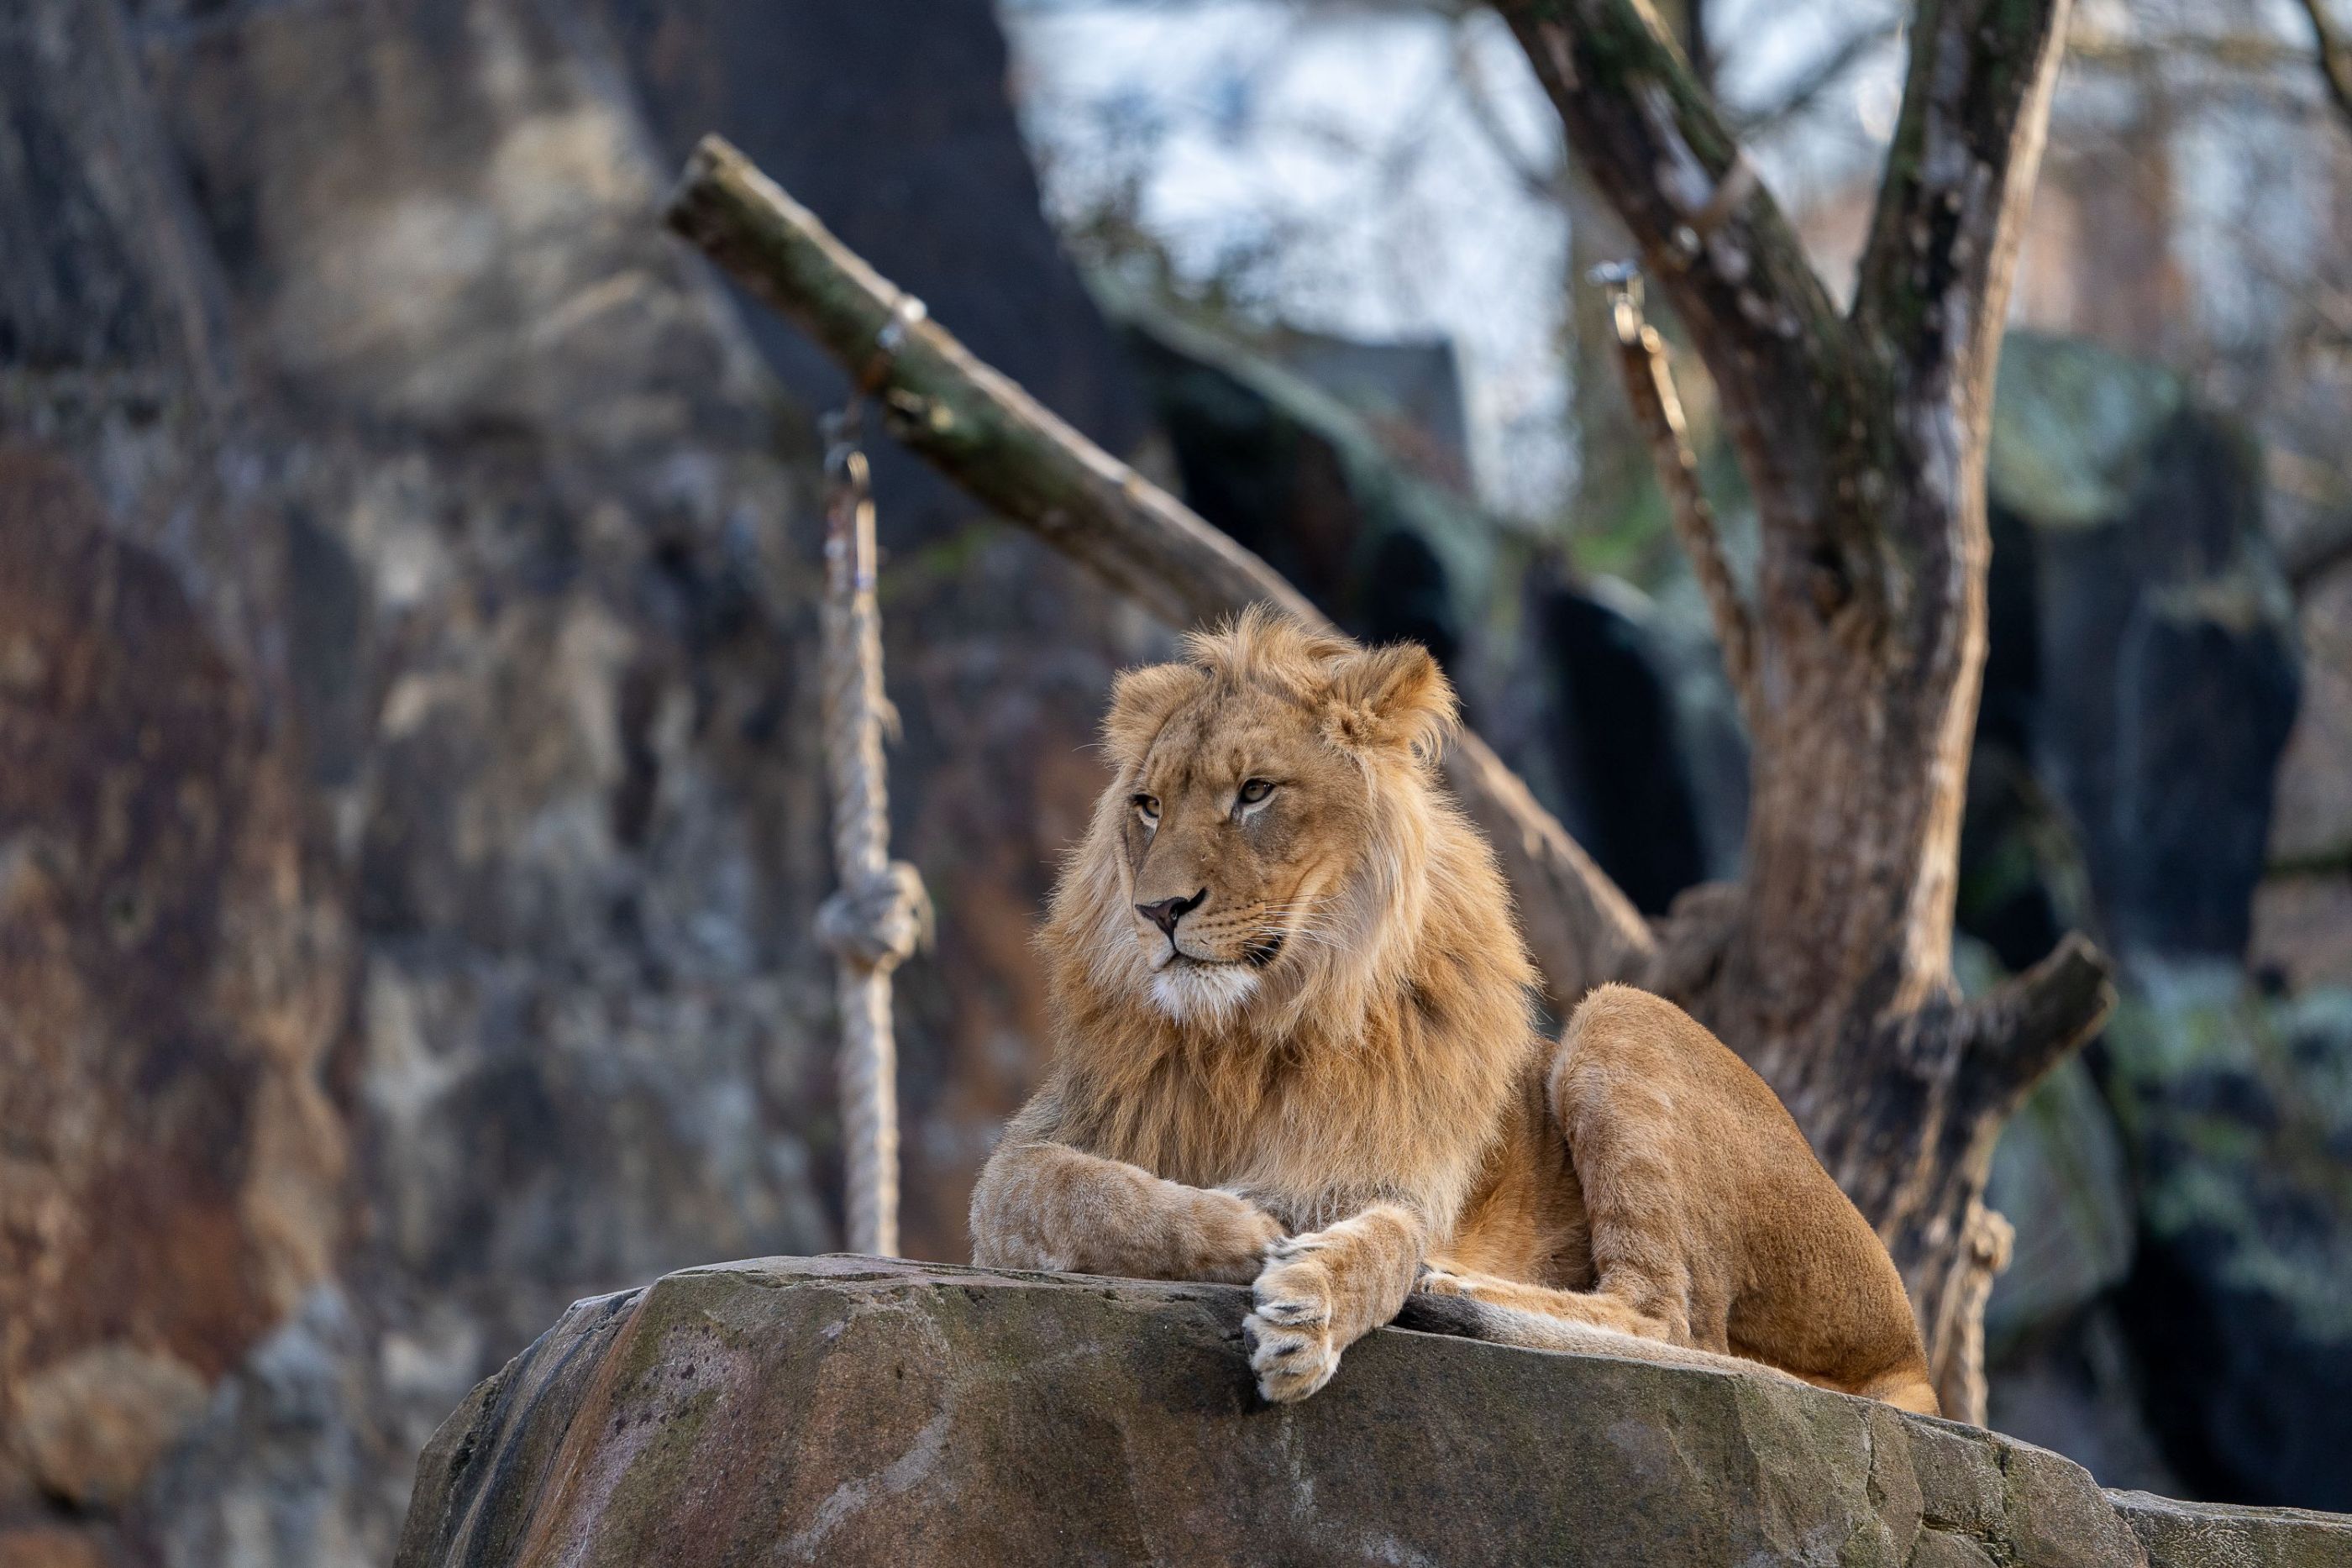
(395, 1257), (2352, 1568)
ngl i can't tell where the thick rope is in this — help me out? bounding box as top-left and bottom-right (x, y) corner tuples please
(816, 409), (930, 1257)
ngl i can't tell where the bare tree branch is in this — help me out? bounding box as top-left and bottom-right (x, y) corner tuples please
(1491, 0), (1854, 564)
(1597, 265), (1758, 732)
(2297, 0), (2352, 134)
(665, 135), (1656, 1003)
(1502, 0), (2085, 1421)
(1957, 931), (2117, 1117)
(1852, 0), (2072, 427)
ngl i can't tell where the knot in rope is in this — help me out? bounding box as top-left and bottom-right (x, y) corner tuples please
(816, 860), (932, 973)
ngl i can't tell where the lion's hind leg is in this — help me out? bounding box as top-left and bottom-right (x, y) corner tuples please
(1544, 984), (1942, 1414)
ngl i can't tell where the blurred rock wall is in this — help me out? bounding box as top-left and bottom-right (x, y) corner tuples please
(1963, 337), (2352, 1512)
(0, 0), (1150, 1561)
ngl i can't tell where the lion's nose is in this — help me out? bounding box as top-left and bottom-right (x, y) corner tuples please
(1136, 889), (1208, 938)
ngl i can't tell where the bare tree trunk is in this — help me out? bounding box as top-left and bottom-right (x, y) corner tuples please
(1494, 0), (2113, 1415)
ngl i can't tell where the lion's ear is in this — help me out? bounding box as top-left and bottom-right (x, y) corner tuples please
(1321, 642), (1457, 762)
(1103, 661), (1205, 766)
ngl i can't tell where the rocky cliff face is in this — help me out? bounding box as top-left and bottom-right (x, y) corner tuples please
(0, 0), (1148, 1561)
(394, 1257), (2352, 1568)
(1964, 337), (2352, 1511)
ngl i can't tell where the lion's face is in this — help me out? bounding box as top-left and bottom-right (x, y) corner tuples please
(1121, 683), (1368, 1020)
(1063, 610), (1457, 1028)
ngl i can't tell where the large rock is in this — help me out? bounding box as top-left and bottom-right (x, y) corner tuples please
(393, 1257), (2352, 1568)
(0, 452), (346, 1518)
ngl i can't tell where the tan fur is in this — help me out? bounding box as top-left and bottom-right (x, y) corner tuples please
(970, 609), (1936, 1413)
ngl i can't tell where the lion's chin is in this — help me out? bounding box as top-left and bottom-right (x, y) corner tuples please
(1146, 959), (1260, 1025)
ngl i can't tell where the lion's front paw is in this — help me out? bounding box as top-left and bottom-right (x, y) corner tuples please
(1244, 1240), (1340, 1403)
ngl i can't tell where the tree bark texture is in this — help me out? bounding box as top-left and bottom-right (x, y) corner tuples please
(1495, 0), (2109, 1417)
(667, 57), (2114, 1410)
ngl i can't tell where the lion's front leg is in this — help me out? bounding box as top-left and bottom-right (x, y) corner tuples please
(970, 1136), (1285, 1284)
(1244, 1203), (1427, 1403)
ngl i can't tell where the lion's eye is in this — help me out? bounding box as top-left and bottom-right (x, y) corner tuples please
(1236, 779), (1274, 806)
(1132, 793), (1160, 826)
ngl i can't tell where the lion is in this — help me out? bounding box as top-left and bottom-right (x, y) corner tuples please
(969, 608), (1937, 1413)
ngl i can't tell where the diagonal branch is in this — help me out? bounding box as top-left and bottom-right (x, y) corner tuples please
(1491, 0), (1855, 559)
(665, 135), (1656, 1004)
(1851, 0), (2073, 422)
(1956, 931), (2116, 1119)
(673, 140), (1310, 633)
(1598, 265), (1758, 731)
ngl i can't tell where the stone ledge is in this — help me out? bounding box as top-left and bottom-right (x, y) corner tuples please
(394, 1257), (2352, 1567)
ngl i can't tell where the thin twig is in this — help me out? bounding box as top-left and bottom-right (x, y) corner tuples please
(1598, 265), (1759, 730)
